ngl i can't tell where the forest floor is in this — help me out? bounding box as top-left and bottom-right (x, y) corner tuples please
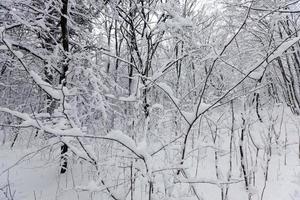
(1, 106), (300, 200)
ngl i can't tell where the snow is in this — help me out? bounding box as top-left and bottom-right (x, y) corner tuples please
(2, 2), (300, 200)
(197, 102), (212, 114)
(29, 70), (62, 100)
(104, 94), (115, 99)
(2, 89), (300, 200)
(178, 176), (227, 186)
(0, 45), (8, 50)
(2, 106), (300, 200)
(249, 70), (264, 80)
(200, 52), (218, 62)
(105, 130), (154, 175)
(0, 107), (84, 137)
(105, 130), (139, 155)
(105, 94), (137, 102)
(62, 137), (88, 159)
(182, 111), (196, 124)
(157, 82), (180, 105)
(118, 95), (137, 102)
(181, 102), (212, 123)
(77, 180), (104, 192)
(0, 107), (32, 121)
(35, 19), (48, 31)
(151, 103), (164, 110)
(14, 50), (23, 58)
(151, 70), (163, 81)
(269, 36), (300, 61)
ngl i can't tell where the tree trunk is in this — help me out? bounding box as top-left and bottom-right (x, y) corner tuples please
(60, 0), (69, 174)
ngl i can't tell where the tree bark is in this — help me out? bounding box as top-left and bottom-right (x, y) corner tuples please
(60, 0), (69, 174)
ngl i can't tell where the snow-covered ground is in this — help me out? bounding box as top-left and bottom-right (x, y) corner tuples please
(1, 106), (300, 200)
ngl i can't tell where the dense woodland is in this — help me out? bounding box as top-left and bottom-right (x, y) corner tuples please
(1, 0), (300, 200)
